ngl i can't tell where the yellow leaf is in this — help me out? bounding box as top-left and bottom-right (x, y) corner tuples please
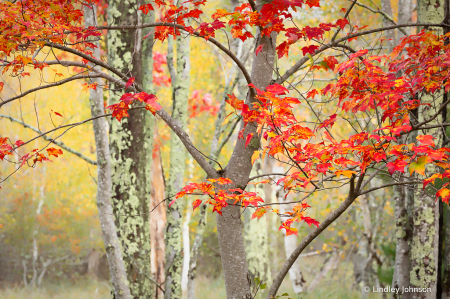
(251, 150), (260, 165)
(334, 170), (357, 178)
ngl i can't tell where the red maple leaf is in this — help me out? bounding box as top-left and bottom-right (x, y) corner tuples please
(335, 18), (349, 30)
(302, 45), (319, 56)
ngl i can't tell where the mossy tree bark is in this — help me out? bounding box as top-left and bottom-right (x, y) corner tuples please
(85, 5), (132, 299)
(164, 31), (190, 299)
(107, 1), (154, 297)
(408, 3), (445, 298)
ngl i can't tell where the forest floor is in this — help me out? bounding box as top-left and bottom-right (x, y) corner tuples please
(0, 275), (384, 299)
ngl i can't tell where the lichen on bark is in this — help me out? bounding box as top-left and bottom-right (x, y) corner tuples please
(107, 0), (154, 297)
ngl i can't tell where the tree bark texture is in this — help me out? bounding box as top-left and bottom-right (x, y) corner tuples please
(187, 203), (207, 299)
(442, 203), (450, 298)
(164, 31), (190, 299)
(392, 183), (411, 298)
(85, 5), (132, 299)
(217, 23), (277, 298)
(408, 2), (445, 298)
(397, 0), (413, 44)
(381, 0), (395, 51)
(107, 1), (154, 297)
(243, 159), (271, 289)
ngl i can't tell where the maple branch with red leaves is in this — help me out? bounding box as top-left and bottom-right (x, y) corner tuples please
(277, 22), (450, 84)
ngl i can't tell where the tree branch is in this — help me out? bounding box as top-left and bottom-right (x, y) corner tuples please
(351, 0), (408, 35)
(0, 74), (102, 108)
(97, 22), (253, 88)
(0, 114), (97, 165)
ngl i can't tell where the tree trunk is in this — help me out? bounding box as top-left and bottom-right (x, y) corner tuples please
(187, 203), (207, 299)
(107, 1), (153, 297)
(243, 159), (271, 289)
(397, 0), (413, 45)
(165, 30), (190, 299)
(181, 207), (192, 294)
(218, 25), (277, 298)
(409, 2), (445, 298)
(85, 5), (132, 299)
(381, 0), (395, 51)
(392, 183), (411, 298)
(442, 203), (450, 298)
(150, 138), (167, 299)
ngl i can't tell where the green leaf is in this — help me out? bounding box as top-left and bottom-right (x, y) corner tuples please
(254, 277), (260, 285)
(260, 283), (266, 289)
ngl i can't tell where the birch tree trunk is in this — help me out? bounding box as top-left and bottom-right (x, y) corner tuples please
(408, 2), (444, 297)
(276, 183), (306, 294)
(84, 5), (132, 299)
(165, 31), (190, 299)
(31, 165), (45, 288)
(181, 207), (192, 294)
(107, 1), (153, 297)
(243, 159), (271, 289)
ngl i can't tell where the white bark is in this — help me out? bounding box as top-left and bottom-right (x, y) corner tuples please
(181, 208), (192, 293)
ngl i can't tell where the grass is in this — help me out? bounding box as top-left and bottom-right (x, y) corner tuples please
(0, 278), (111, 299)
(0, 275), (383, 299)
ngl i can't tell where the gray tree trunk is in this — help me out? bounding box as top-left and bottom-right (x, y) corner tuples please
(186, 203), (207, 299)
(392, 183), (411, 298)
(396, 0), (413, 45)
(84, 5), (132, 299)
(217, 22), (277, 297)
(442, 203), (450, 298)
(381, 0), (395, 51)
(165, 31), (190, 299)
(107, 1), (154, 297)
(243, 159), (271, 289)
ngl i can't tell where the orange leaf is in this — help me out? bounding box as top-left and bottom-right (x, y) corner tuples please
(47, 148), (63, 157)
(192, 199), (202, 210)
(251, 150), (260, 165)
(252, 207), (267, 220)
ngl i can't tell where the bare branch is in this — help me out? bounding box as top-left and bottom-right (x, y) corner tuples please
(0, 114), (97, 165)
(0, 74), (102, 108)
